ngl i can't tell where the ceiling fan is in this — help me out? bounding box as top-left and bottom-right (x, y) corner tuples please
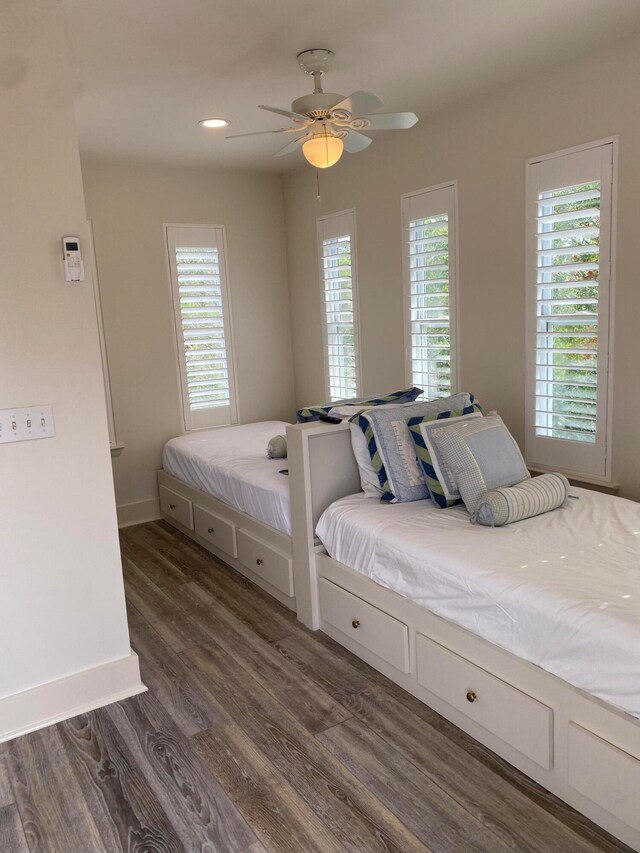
(227, 49), (418, 169)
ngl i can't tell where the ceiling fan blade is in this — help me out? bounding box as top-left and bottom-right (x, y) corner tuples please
(331, 90), (383, 118)
(357, 111), (418, 131)
(274, 133), (311, 157)
(226, 127), (302, 139)
(259, 104), (309, 122)
(342, 130), (372, 154)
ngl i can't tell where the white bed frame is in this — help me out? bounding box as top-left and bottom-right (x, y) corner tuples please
(157, 469), (295, 610)
(287, 420), (640, 852)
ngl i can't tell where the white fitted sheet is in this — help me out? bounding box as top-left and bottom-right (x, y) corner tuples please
(316, 489), (640, 718)
(162, 421), (291, 535)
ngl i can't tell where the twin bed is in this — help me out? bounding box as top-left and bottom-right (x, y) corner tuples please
(158, 420), (295, 607)
(158, 415), (640, 851)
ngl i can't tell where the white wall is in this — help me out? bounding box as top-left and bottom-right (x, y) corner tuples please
(0, 0), (134, 700)
(82, 160), (295, 523)
(283, 33), (640, 500)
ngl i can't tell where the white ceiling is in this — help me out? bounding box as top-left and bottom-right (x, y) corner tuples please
(64, 0), (640, 172)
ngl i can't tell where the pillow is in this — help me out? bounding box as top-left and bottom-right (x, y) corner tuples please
(328, 402), (403, 419)
(427, 414), (529, 514)
(350, 392), (478, 503)
(296, 386), (422, 423)
(266, 435), (287, 459)
(471, 473), (570, 526)
(349, 422), (384, 498)
(348, 402), (437, 498)
(412, 411), (483, 508)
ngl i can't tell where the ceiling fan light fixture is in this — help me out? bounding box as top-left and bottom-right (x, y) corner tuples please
(199, 117), (230, 129)
(302, 131), (343, 169)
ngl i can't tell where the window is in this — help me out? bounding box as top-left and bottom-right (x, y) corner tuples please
(166, 224), (237, 430)
(402, 182), (458, 399)
(317, 210), (361, 401)
(525, 140), (615, 480)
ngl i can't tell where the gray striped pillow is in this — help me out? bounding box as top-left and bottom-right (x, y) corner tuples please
(471, 473), (570, 527)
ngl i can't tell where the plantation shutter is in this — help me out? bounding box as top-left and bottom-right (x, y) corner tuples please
(166, 224), (238, 430)
(402, 183), (458, 399)
(525, 142), (614, 479)
(317, 210), (361, 401)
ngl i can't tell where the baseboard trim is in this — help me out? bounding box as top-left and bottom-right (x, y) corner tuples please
(0, 651), (146, 743)
(116, 497), (161, 528)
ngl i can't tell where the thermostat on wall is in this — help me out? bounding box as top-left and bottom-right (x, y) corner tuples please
(62, 236), (85, 282)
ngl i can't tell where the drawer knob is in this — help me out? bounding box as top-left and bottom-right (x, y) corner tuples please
(351, 619), (360, 629)
(466, 690), (477, 703)
(169, 503), (176, 510)
(207, 527), (215, 534)
(256, 558), (264, 566)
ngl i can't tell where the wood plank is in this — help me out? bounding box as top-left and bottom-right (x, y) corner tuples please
(120, 529), (189, 590)
(0, 753), (14, 808)
(127, 603), (230, 736)
(318, 716), (513, 853)
(132, 520), (232, 583)
(141, 603), (212, 655)
(182, 642), (429, 853)
(126, 522), (294, 644)
(150, 519), (301, 629)
(173, 563), (293, 644)
(106, 693), (259, 852)
(132, 521), (222, 578)
(274, 632), (611, 853)
(122, 555), (183, 621)
(0, 804), (29, 853)
(169, 581), (351, 735)
(6, 725), (108, 853)
(123, 558), (214, 653)
(58, 709), (185, 853)
(193, 722), (345, 853)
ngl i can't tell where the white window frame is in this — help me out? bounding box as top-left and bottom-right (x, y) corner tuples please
(87, 220), (119, 449)
(165, 223), (238, 431)
(316, 209), (362, 401)
(525, 138), (617, 483)
(401, 181), (459, 398)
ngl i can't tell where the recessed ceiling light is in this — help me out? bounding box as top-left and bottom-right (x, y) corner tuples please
(199, 118), (229, 129)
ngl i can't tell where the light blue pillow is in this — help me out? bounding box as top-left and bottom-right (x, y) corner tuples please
(427, 414), (529, 514)
(414, 411), (484, 507)
(350, 392), (476, 503)
(296, 386), (422, 423)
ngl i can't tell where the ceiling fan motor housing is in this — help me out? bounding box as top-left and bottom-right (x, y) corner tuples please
(291, 92), (346, 119)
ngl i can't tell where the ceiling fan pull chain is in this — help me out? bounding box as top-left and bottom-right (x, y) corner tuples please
(316, 168), (321, 201)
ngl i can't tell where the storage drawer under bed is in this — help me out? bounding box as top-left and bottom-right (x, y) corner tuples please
(193, 504), (237, 558)
(416, 634), (553, 769)
(319, 578), (410, 674)
(159, 485), (194, 530)
(236, 529), (293, 598)
(568, 723), (640, 832)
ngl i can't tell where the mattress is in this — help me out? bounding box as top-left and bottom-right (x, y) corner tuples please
(162, 421), (291, 535)
(316, 489), (640, 718)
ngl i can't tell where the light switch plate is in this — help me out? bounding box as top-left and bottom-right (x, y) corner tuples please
(0, 405), (55, 444)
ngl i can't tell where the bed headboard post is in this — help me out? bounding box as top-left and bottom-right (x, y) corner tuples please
(287, 421), (361, 630)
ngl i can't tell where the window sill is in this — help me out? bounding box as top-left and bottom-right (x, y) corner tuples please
(528, 465), (619, 494)
(110, 444), (124, 457)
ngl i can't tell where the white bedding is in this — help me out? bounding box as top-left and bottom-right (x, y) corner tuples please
(316, 489), (640, 718)
(162, 421), (291, 535)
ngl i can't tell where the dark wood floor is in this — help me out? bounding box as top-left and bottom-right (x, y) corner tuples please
(0, 520), (633, 853)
